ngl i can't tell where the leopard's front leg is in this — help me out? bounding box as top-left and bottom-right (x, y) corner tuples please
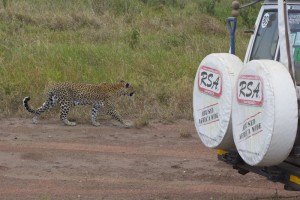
(106, 102), (132, 128)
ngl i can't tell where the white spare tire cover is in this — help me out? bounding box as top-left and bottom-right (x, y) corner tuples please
(232, 60), (298, 166)
(193, 53), (243, 150)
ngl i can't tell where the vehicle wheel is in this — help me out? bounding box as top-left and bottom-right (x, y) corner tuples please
(193, 53), (243, 150)
(232, 60), (298, 166)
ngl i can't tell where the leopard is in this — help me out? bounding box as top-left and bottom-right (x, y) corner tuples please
(23, 80), (135, 127)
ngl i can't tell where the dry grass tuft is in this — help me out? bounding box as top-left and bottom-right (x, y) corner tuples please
(188, 14), (227, 35)
(133, 113), (149, 129)
(179, 128), (192, 138)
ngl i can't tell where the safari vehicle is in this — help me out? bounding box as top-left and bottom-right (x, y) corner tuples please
(193, 0), (300, 191)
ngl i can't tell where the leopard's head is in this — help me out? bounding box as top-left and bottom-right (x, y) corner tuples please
(120, 80), (135, 96)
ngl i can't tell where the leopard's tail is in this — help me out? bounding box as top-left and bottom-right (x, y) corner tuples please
(23, 94), (57, 115)
(23, 96), (38, 114)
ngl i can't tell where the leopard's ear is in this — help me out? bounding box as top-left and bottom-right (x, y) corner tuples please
(126, 83), (130, 88)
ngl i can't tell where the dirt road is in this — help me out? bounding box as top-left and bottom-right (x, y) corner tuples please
(0, 118), (299, 200)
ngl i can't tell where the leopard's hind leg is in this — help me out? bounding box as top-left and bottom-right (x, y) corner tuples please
(91, 102), (101, 126)
(59, 101), (76, 126)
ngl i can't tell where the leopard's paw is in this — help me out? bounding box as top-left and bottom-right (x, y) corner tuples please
(63, 119), (76, 126)
(123, 121), (133, 128)
(92, 121), (101, 127)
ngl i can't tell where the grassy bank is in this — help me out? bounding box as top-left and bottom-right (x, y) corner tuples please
(0, 0), (255, 124)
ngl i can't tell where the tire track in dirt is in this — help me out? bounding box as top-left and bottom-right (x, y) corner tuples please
(0, 176), (298, 198)
(0, 140), (298, 199)
(0, 141), (213, 159)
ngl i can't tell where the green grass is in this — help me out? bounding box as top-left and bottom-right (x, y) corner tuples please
(0, 0), (255, 122)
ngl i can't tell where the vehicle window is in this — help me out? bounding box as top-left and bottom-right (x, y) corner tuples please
(289, 10), (300, 85)
(250, 10), (278, 60)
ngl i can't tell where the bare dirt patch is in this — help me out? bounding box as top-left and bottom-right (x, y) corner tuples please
(0, 118), (299, 200)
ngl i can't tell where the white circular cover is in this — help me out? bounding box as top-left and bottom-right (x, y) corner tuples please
(232, 60), (298, 166)
(193, 53), (243, 150)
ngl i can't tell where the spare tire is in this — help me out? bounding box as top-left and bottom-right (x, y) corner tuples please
(193, 53), (243, 150)
(232, 60), (298, 166)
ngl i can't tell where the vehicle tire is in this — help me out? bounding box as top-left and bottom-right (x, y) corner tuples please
(193, 53), (243, 150)
(232, 60), (298, 166)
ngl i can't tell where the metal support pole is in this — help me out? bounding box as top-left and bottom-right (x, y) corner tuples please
(228, 17), (237, 55)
